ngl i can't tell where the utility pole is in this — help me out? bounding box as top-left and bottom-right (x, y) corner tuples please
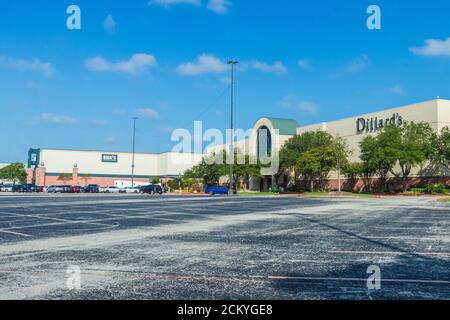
(227, 60), (238, 196)
(131, 117), (138, 188)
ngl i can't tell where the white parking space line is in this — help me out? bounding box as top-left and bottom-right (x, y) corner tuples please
(329, 250), (450, 257)
(371, 226), (440, 231)
(267, 275), (450, 285)
(1, 212), (118, 230)
(0, 229), (32, 237)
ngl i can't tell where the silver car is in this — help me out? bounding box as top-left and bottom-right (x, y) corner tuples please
(0, 184), (13, 192)
(122, 187), (140, 194)
(104, 186), (121, 193)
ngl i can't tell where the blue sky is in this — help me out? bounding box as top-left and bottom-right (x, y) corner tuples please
(1, 0), (449, 162)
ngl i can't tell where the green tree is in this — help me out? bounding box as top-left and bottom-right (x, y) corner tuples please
(342, 162), (364, 192)
(57, 173), (72, 185)
(386, 122), (433, 192)
(279, 131), (334, 189)
(359, 136), (379, 192)
(430, 126), (450, 170)
(360, 131), (397, 192)
(184, 152), (228, 186)
(182, 178), (196, 191)
(167, 179), (181, 191)
(296, 141), (347, 192)
(234, 154), (262, 191)
(151, 177), (161, 185)
(0, 163), (27, 184)
(293, 135), (349, 192)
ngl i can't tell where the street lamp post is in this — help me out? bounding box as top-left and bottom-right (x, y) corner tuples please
(227, 60), (238, 196)
(131, 117), (138, 188)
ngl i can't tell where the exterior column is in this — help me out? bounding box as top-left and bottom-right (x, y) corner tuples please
(72, 166), (79, 185)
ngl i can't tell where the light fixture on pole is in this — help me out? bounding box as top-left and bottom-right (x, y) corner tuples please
(131, 117), (138, 188)
(227, 60), (238, 196)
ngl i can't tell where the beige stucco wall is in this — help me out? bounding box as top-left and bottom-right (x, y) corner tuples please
(297, 99), (442, 162)
(437, 99), (450, 132)
(40, 149), (203, 177)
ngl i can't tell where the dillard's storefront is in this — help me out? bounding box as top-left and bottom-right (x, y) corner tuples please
(27, 99), (450, 191)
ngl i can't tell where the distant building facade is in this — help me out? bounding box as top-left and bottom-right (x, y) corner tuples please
(27, 99), (450, 190)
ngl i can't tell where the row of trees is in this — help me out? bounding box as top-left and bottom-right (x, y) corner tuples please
(179, 121), (449, 193)
(0, 163), (27, 184)
(278, 131), (349, 191)
(278, 122), (450, 193)
(183, 152), (262, 190)
(353, 123), (449, 192)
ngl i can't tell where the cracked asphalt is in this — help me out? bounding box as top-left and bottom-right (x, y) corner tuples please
(0, 193), (448, 300)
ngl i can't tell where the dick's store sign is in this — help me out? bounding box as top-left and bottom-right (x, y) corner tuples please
(102, 154), (118, 163)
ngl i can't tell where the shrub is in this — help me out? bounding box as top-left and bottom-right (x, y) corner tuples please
(409, 187), (425, 194)
(424, 183), (447, 195)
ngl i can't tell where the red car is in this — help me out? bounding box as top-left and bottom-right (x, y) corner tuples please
(71, 186), (81, 193)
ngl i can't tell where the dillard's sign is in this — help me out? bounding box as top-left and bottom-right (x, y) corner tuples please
(357, 113), (404, 135)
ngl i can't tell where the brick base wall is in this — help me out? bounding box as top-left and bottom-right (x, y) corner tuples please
(309, 176), (450, 193)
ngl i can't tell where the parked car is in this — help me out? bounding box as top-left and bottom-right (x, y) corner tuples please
(47, 185), (70, 193)
(71, 186), (82, 193)
(84, 184), (100, 193)
(46, 185), (57, 193)
(205, 186), (236, 195)
(12, 184), (38, 193)
(122, 187), (140, 194)
(0, 184), (13, 192)
(104, 186), (121, 193)
(141, 184), (163, 195)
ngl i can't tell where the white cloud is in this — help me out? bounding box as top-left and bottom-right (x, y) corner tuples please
(150, 0), (232, 14)
(85, 53), (157, 75)
(176, 54), (228, 76)
(177, 55), (287, 76)
(134, 108), (160, 119)
(150, 0), (201, 7)
(40, 113), (77, 125)
(245, 60), (288, 74)
(112, 108), (127, 116)
(298, 59), (312, 70)
(24, 80), (39, 89)
(391, 85), (405, 95)
(410, 38), (450, 57)
(207, 0), (232, 14)
(106, 137), (116, 144)
(280, 95), (295, 108)
(330, 54), (370, 78)
(0, 56), (55, 76)
(280, 95), (318, 114)
(92, 119), (109, 126)
(103, 14), (117, 32)
(344, 54), (370, 73)
(296, 101), (318, 114)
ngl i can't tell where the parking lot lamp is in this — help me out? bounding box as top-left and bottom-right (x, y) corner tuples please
(131, 117), (138, 188)
(227, 60), (238, 196)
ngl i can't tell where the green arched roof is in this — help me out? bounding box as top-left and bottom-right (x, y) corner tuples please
(258, 117), (300, 136)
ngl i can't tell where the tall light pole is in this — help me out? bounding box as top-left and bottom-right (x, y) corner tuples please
(227, 60), (238, 196)
(131, 117), (138, 188)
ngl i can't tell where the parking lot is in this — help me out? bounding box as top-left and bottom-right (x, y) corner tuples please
(0, 193), (449, 300)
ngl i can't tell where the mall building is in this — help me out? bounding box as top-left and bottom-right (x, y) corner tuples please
(27, 99), (450, 189)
